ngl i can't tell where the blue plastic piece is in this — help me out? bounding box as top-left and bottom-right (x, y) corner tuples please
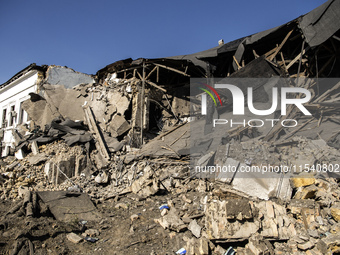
(159, 204), (170, 210)
(176, 248), (186, 254)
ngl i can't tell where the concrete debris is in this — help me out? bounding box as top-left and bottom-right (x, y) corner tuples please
(188, 220), (201, 238)
(331, 205), (340, 222)
(155, 209), (187, 232)
(66, 232), (83, 244)
(37, 191), (101, 222)
(0, 2), (340, 253)
(84, 229), (100, 237)
(95, 171), (109, 184)
(130, 165), (160, 197)
(45, 65), (95, 89)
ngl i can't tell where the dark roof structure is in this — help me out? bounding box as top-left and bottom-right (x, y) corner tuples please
(0, 63), (47, 90)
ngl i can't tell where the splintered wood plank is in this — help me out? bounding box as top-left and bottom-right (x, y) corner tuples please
(233, 56), (241, 70)
(146, 80), (167, 92)
(83, 105), (110, 162)
(286, 46), (310, 70)
(264, 46), (278, 57)
(153, 63), (190, 77)
(145, 65), (157, 80)
(268, 29), (294, 62)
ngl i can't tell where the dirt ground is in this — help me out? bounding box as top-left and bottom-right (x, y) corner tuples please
(0, 185), (208, 255)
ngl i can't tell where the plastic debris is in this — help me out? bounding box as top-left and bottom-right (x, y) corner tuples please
(225, 246), (236, 255)
(159, 204), (169, 210)
(84, 236), (99, 243)
(176, 248), (186, 254)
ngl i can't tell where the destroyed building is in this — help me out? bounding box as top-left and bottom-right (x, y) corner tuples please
(1, 0), (340, 254)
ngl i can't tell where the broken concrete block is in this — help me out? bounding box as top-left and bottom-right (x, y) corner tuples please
(130, 166), (159, 197)
(108, 114), (130, 137)
(55, 156), (76, 185)
(75, 154), (87, 177)
(44, 161), (52, 180)
(31, 140), (39, 155)
(317, 233), (340, 254)
(305, 248), (324, 255)
(214, 245), (227, 255)
(198, 238), (209, 255)
(37, 191), (101, 222)
(84, 229), (100, 237)
(247, 237), (269, 255)
(294, 185), (318, 199)
(205, 199), (260, 239)
(261, 218), (279, 238)
(95, 171), (109, 184)
(27, 153), (48, 165)
(331, 206), (340, 222)
(46, 65), (95, 89)
(232, 170), (292, 200)
(298, 241), (315, 250)
(115, 203), (128, 210)
(196, 180), (207, 193)
(291, 175), (316, 188)
(155, 210), (186, 232)
(66, 232), (83, 243)
(215, 157), (239, 183)
(161, 208), (168, 216)
(225, 199), (253, 220)
(288, 199), (315, 214)
(188, 220), (201, 238)
(107, 91), (130, 115)
(266, 201), (275, 218)
(18, 186), (30, 199)
(15, 149), (25, 160)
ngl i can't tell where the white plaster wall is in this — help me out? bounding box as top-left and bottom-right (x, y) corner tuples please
(0, 70), (39, 156)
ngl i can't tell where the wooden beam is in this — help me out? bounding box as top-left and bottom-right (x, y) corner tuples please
(286, 46), (310, 70)
(140, 61), (146, 145)
(333, 35), (340, 42)
(153, 63), (190, 77)
(268, 29), (294, 62)
(145, 66), (157, 80)
(264, 46), (278, 57)
(145, 80), (167, 92)
(116, 64), (151, 73)
(233, 56), (241, 70)
(136, 70), (143, 80)
(280, 52), (288, 73)
(297, 40), (306, 78)
(252, 49), (259, 58)
(83, 105), (110, 162)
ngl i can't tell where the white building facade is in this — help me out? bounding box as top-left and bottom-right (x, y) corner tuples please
(0, 64), (44, 156)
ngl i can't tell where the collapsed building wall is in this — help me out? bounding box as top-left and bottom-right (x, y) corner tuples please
(0, 65), (95, 157)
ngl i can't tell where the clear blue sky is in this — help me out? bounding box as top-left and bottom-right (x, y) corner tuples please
(0, 0), (328, 84)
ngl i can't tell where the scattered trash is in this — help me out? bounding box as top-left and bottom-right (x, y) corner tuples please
(84, 236), (99, 243)
(176, 248), (187, 254)
(159, 204), (169, 210)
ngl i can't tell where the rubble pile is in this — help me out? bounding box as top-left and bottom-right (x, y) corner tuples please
(1, 134), (340, 254)
(1, 0), (340, 254)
